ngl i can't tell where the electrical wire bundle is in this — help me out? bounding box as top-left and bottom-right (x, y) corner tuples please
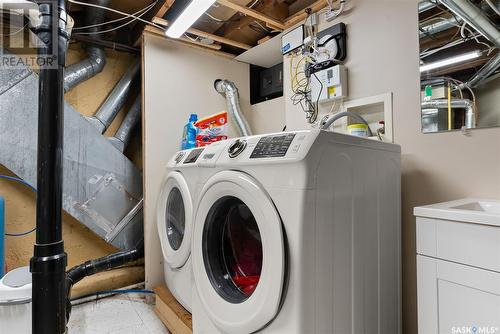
(289, 52), (318, 123)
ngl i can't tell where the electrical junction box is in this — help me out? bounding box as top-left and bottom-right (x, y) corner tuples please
(281, 25), (304, 55)
(310, 64), (347, 103)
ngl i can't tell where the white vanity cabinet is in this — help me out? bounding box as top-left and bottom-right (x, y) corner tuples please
(415, 199), (500, 334)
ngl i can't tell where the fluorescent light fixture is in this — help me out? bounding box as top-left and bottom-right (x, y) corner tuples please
(166, 0), (216, 38)
(420, 50), (481, 72)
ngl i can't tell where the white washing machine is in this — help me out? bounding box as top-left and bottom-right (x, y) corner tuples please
(156, 147), (205, 312)
(157, 142), (228, 312)
(191, 130), (402, 334)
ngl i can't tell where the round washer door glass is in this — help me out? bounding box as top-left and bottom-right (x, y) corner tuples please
(203, 196), (263, 303)
(165, 187), (185, 251)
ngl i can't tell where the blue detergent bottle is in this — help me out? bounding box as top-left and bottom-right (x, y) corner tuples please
(181, 114), (198, 150)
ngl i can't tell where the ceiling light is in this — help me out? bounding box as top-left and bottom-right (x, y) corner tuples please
(166, 0), (216, 39)
(420, 50), (481, 72)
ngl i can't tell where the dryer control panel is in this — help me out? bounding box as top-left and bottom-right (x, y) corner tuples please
(250, 133), (296, 158)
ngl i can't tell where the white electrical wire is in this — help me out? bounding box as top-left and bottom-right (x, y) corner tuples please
(73, 0), (157, 31)
(67, 0), (165, 30)
(74, 3), (155, 35)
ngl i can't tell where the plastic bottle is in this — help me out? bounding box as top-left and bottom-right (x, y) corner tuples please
(181, 114), (198, 150)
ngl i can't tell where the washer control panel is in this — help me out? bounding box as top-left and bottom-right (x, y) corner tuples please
(183, 148), (204, 164)
(250, 133), (296, 158)
(228, 139), (247, 158)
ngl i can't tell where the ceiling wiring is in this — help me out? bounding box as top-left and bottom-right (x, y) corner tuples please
(73, 0), (157, 31)
(74, 3), (155, 35)
(68, 0), (165, 31)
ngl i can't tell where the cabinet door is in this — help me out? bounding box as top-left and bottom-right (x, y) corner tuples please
(417, 255), (500, 334)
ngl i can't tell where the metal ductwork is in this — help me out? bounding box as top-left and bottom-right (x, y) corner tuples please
(109, 95), (141, 152)
(419, 1), (437, 13)
(419, 16), (461, 38)
(439, 0), (500, 87)
(0, 50), (143, 250)
(466, 53), (500, 87)
(422, 98), (475, 129)
(439, 0), (500, 47)
(64, 0), (110, 93)
(86, 60), (141, 134)
(214, 79), (253, 137)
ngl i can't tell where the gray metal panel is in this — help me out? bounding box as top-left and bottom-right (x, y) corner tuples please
(0, 54), (143, 250)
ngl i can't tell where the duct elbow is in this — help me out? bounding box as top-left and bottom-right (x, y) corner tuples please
(214, 79), (252, 137)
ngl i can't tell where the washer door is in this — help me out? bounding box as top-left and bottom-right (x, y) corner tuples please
(193, 171), (285, 334)
(157, 171), (193, 269)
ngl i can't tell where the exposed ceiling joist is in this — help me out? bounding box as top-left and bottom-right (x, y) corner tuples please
(133, 0), (175, 46)
(144, 25), (236, 59)
(285, 0), (328, 28)
(216, 0), (286, 30)
(153, 17), (252, 50)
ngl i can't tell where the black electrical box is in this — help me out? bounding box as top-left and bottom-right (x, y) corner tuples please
(250, 62), (283, 105)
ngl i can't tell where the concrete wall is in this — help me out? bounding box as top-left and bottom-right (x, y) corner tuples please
(281, 1), (500, 333)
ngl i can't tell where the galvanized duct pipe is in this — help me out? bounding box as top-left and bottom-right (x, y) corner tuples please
(87, 60), (141, 133)
(109, 95), (141, 152)
(63, 0), (110, 93)
(439, 0), (500, 87)
(467, 53), (500, 87)
(422, 99), (475, 128)
(439, 0), (500, 46)
(419, 16), (461, 38)
(419, 1), (437, 13)
(214, 79), (253, 137)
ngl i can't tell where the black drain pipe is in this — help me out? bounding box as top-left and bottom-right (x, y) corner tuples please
(30, 1), (70, 333)
(65, 242), (144, 321)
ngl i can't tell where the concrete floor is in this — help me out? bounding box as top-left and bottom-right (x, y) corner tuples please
(68, 294), (169, 334)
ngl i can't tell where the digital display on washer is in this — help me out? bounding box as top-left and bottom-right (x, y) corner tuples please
(184, 148), (204, 164)
(250, 134), (296, 158)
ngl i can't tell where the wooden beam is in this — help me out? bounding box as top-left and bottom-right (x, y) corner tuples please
(216, 0), (286, 30)
(285, 0), (328, 28)
(133, 0), (175, 46)
(144, 26), (236, 59)
(157, 0), (175, 17)
(144, 26), (222, 50)
(152, 17), (252, 50)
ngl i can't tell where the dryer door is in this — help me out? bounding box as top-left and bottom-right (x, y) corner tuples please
(193, 171), (285, 334)
(157, 171), (193, 269)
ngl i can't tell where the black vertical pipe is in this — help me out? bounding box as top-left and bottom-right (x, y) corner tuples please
(30, 1), (70, 333)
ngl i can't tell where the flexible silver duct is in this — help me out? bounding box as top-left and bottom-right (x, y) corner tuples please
(419, 1), (437, 13)
(419, 16), (461, 38)
(439, 0), (500, 87)
(214, 79), (253, 137)
(109, 95), (141, 152)
(422, 99), (475, 128)
(320, 111), (374, 136)
(87, 60), (141, 133)
(64, 0), (110, 93)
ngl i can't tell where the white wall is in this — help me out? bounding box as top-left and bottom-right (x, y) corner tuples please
(279, 1), (500, 333)
(142, 34), (285, 289)
(143, 34), (252, 288)
(476, 76), (500, 128)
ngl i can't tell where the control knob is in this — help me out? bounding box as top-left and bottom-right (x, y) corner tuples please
(228, 139), (247, 158)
